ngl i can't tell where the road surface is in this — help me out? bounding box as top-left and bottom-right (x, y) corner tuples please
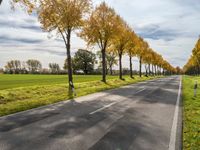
(0, 76), (182, 150)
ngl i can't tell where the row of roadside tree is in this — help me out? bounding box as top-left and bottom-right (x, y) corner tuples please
(183, 37), (200, 75)
(12, 0), (176, 91)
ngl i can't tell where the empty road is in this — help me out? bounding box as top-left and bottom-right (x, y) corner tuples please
(0, 76), (182, 150)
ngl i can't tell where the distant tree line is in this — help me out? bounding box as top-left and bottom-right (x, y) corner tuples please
(2, 49), (170, 75)
(4, 59), (42, 74)
(3, 49), (118, 75)
(3, 59), (65, 74)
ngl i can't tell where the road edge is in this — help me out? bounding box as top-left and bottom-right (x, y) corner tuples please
(168, 76), (182, 150)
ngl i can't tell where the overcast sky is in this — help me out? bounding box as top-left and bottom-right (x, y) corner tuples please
(0, 0), (200, 69)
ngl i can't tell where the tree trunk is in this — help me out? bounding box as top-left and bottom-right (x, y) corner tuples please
(66, 29), (73, 90)
(119, 53), (123, 80)
(163, 69), (165, 76)
(154, 65), (157, 76)
(139, 56), (142, 77)
(102, 48), (106, 82)
(152, 64), (154, 76)
(198, 65), (200, 75)
(148, 64), (151, 76)
(129, 55), (133, 78)
(145, 65), (148, 77)
(157, 66), (160, 75)
(84, 62), (87, 75)
(110, 65), (113, 75)
(106, 62), (108, 75)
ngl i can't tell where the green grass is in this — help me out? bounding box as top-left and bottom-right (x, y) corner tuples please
(0, 74), (117, 90)
(183, 76), (200, 150)
(0, 74), (159, 116)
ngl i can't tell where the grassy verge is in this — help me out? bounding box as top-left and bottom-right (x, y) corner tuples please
(0, 75), (158, 116)
(0, 74), (118, 90)
(183, 76), (200, 149)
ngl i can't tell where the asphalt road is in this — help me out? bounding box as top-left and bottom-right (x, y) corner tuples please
(0, 76), (182, 150)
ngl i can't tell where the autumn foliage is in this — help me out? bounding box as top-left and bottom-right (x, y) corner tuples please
(12, 0), (175, 84)
(184, 37), (200, 75)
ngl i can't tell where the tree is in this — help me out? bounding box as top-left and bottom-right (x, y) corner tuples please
(184, 37), (200, 75)
(0, 68), (3, 74)
(26, 59), (42, 73)
(11, 0), (36, 14)
(4, 60), (22, 74)
(49, 63), (60, 74)
(136, 37), (149, 77)
(0, 0), (2, 5)
(63, 58), (75, 73)
(142, 48), (152, 77)
(13, 0), (91, 92)
(4, 61), (13, 74)
(176, 66), (182, 75)
(126, 31), (138, 78)
(39, 0), (91, 91)
(110, 17), (130, 80)
(73, 49), (96, 74)
(97, 51), (118, 75)
(106, 52), (118, 75)
(192, 38), (200, 74)
(80, 2), (118, 82)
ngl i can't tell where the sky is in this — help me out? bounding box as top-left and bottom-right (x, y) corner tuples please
(0, 0), (200, 69)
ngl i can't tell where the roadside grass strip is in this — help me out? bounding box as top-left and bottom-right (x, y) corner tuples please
(0, 75), (159, 116)
(183, 76), (200, 150)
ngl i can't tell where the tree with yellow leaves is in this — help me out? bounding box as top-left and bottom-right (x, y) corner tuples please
(38, 0), (91, 91)
(136, 37), (149, 77)
(80, 2), (118, 82)
(184, 56), (197, 75)
(109, 16), (131, 80)
(192, 38), (200, 73)
(13, 0), (91, 93)
(142, 48), (154, 76)
(126, 31), (138, 78)
(184, 37), (200, 75)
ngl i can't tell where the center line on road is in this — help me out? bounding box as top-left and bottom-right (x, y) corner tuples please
(89, 102), (118, 115)
(135, 88), (146, 94)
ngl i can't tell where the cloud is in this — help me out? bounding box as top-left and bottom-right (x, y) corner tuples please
(0, 35), (43, 44)
(32, 48), (66, 56)
(136, 24), (183, 41)
(0, 17), (41, 32)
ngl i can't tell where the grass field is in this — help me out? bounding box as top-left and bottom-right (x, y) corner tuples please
(183, 76), (200, 150)
(0, 74), (158, 116)
(0, 74), (118, 90)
